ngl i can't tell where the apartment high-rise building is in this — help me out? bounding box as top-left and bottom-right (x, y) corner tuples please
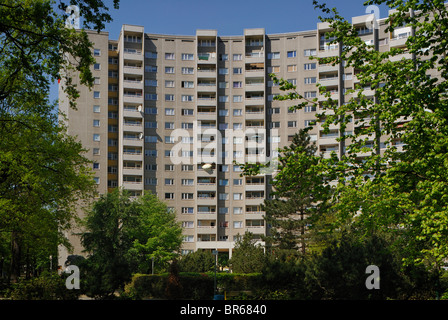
(58, 11), (423, 262)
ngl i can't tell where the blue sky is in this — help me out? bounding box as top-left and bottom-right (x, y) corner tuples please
(51, 0), (390, 103)
(104, 0), (390, 39)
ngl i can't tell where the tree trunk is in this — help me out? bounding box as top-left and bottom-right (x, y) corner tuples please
(10, 231), (21, 282)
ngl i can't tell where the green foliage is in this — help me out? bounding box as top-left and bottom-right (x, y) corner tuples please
(178, 250), (216, 273)
(6, 272), (79, 300)
(80, 189), (183, 298)
(229, 232), (266, 273)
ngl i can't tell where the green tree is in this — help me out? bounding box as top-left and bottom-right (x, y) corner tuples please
(80, 189), (183, 298)
(309, 0), (448, 278)
(243, 129), (335, 254)
(0, 110), (95, 281)
(229, 232), (265, 274)
(178, 250), (216, 273)
(0, 0), (121, 282)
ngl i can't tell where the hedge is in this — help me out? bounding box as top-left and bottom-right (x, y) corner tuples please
(123, 272), (265, 300)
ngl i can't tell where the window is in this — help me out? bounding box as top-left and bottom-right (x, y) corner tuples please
(182, 67), (194, 74)
(233, 96), (243, 103)
(93, 162), (100, 170)
(181, 122), (193, 129)
(145, 149), (157, 157)
(94, 63), (100, 70)
(145, 178), (157, 186)
(93, 148), (100, 155)
(93, 120), (100, 127)
(219, 123), (228, 130)
(165, 80), (175, 88)
(165, 66), (175, 74)
(219, 109), (229, 117)
(165, 136), (175, 144)
(145, 65), (157, 72)
(233, 54), (242, 61)
(304, 63), (317, 70)
(145, 51), (157, 59)
(145, 136), (158, 143)
(269, 122), (280, 129)
(94, 77), (101, 85)
(182, 109), (194, 116)
(233, 179), (243, 185)
(233, 109), (242, 116)
(268, 52), (280, 59)
(93, 91), (100, 99)
(219, 193), (229, 200)
(219, 96), (229, 102)
(93, 105), (100, 113)
(182, 95), (194, 102)
(304, 49), (317, 56)
(269, 66), (280, 73)
(146, 164), (158, 171)
(165, 122), (175, 130)
(165, 94), (175, 101)
(233, 81), (242, 88)
(218, 68), (229, 75)
(233, 123), (242, 130)
(219, 179), (229, 186)
(219, 82), (229, 88)
(145, 94), (158, 101)
(233, 221), (243, 228)
(165, 108), (175, 115)
(181, 81), (194, 88)
(233, 193), (243, 200)
(145, 80), (158, 87)
(164, 178), (174, 186)
(233, 207), (243, 214)
(165, 52), (175, 60)
(288, 121), (297, 128)
(182, 193), (194, 200)
(93, 177), (100, 185)
(287, 65), (297, 72)
(305, 77), (317, 84)
(182, 165), (194, 171)
(304, 105), (317, 112)
(287, 50), (297, 58)
(93, 134), (100, 142)
(220, 54), (228, 61)
(304, 91), (317, 98)
(182, 53), (194, 60)
(182, 179), (194, 186)
(219, 208), (229, 214)
(182, 221), (194, 229)
(93, 48), (101, 56)
(233, 68), (242, 74)
(145, 121), (157, 129)
(145, 107), (157, 114)
(181, 207), (194, 214)
(183, 235), (194, 242)
(165, 193), (174, 200)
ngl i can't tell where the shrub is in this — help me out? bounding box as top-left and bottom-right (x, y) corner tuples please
(7, 272), (79, 300)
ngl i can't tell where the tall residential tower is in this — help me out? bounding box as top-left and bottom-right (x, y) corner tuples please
(59, 11), (418, 261)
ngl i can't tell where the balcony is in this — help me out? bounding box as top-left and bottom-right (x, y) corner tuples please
(123, 92), (143, 104)
(123, 48), (143, 61)
(197, 95), (217, 107)
(197, 52), (217, 64)
(245, 52), (264, 64)
(123, 64), (143, 76)
(197, 81), (217, 92)
(122, 120), (143, 133)
(197, 66), (216, 78)
(245, 79), (264, 92)
(123, 79), (143, 90)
